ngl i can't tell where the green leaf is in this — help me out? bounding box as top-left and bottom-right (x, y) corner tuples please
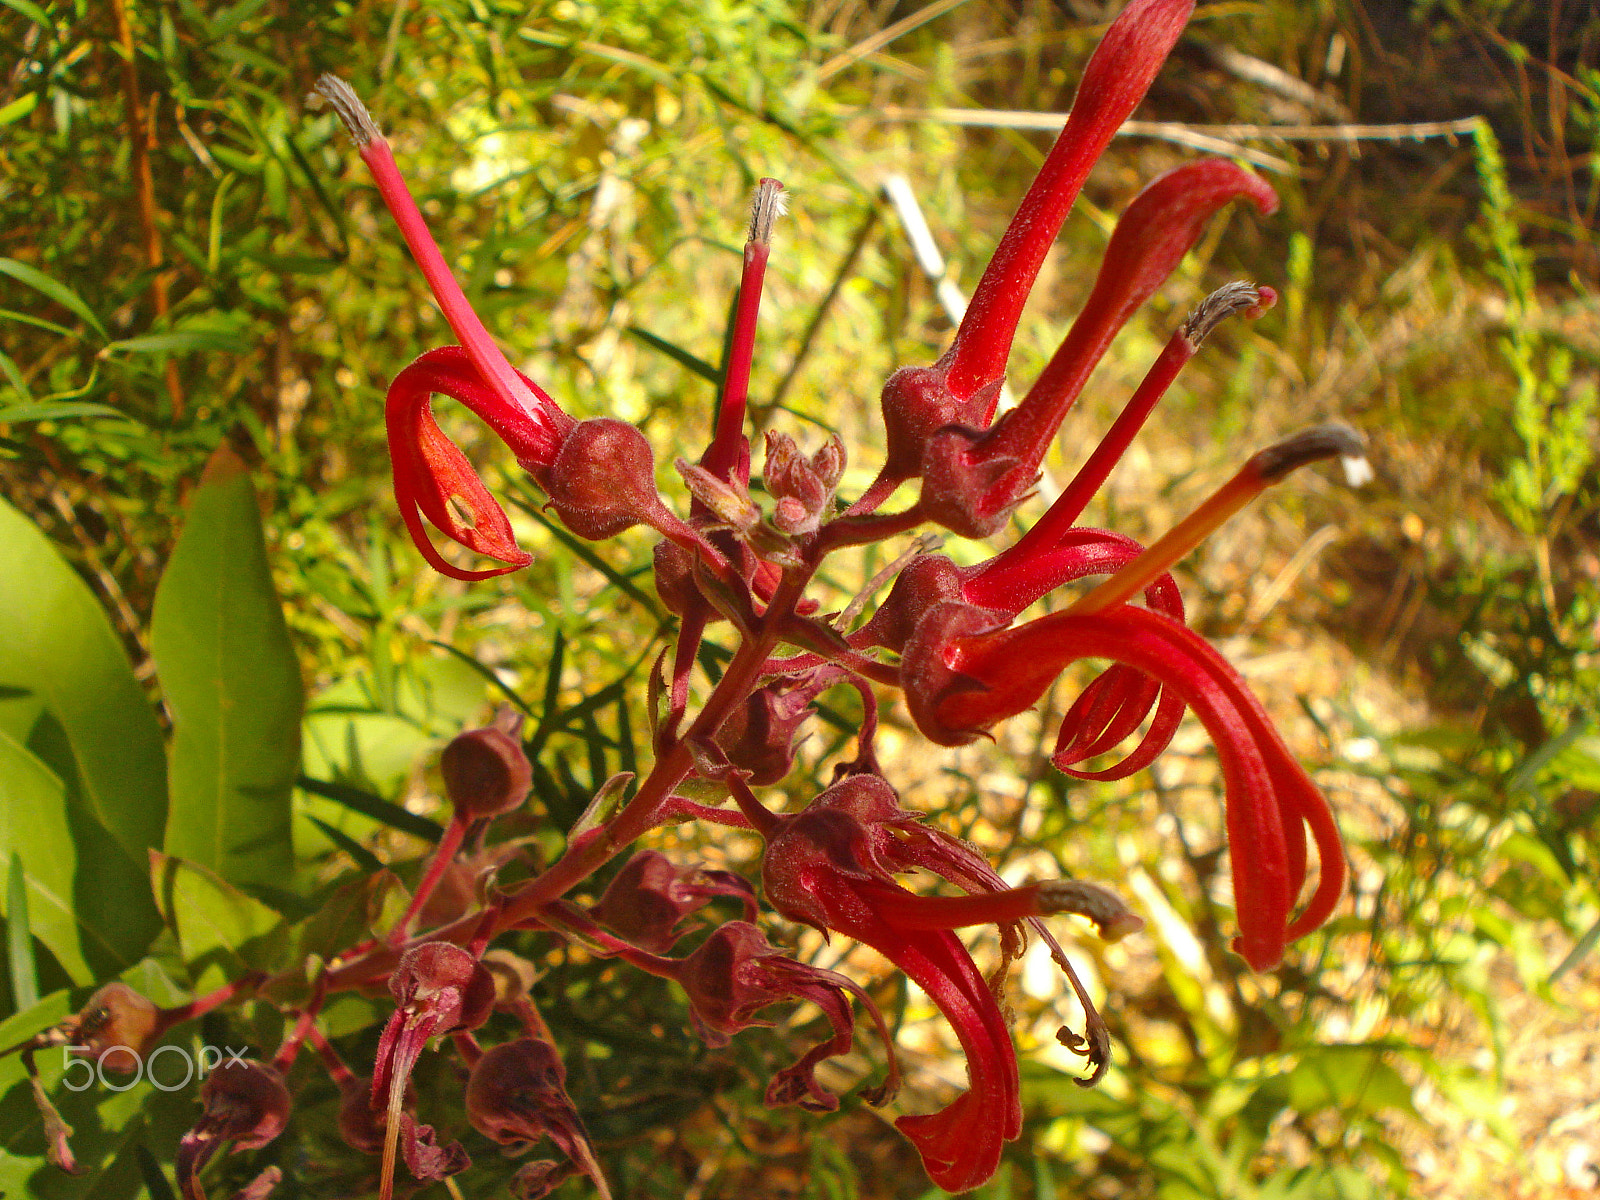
(1282, 1045), (1416, 1118)
(154, 448), (302, 889)
(296, 774), (445, 842)
(148, 851), (284, 975)
(6, 853), (38, 1009)
(0, 732), (95, 986)
(0, 497), (165, 973)
(0, 91), (38, 127)
(0, 258), (108, 342)
(98, 329), (247, 356)
(0, 402), (132, 424)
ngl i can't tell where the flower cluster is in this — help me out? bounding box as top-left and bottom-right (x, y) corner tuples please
(11, 0), (1368, 1193)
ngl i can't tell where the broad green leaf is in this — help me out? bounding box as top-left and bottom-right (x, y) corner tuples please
(0, 258), (108, 342)
(0, 733), (93, 985)
(0, 498), (165, 972)
(148, 852), (283, 976)
(154, 448), (302, 888)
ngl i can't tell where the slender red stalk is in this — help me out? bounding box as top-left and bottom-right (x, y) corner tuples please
(388, 814), (469, 947)
(704, 179), (784, 481)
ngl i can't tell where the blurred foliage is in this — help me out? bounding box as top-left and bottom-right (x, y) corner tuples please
(1, 0), (1598, 1197)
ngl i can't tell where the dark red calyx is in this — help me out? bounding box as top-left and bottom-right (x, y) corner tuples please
(177, 1060), (291, 1200)
(543, 417), (670, 540)
(441, 717), (531, 820)
(391, 942), (496, 1035)
(851, 553), (967, 653)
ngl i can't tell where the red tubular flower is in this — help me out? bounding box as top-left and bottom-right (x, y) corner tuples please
(866, 0), (1196, 507)
(855, 529), (1187, 781)
(386, 345), (570, 580)
(918, 160), (1278, 537)
(756, 775), (1139, 1192)
(900, 600), (1344, 972)
(175, 1059), (290, 1200)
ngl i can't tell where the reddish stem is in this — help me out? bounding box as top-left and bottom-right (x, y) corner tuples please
(703, 179), (784, 482)
(155, 971), (266, 1034)
(388, 814), (469, 948)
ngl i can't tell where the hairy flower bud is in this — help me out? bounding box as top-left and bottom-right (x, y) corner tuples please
(441, 720), (531, 820)
(763, 431), (844, 535)
(543, 418), (673, 540)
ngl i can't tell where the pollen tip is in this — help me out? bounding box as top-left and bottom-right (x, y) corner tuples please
(747, 178), (787, 246)
(1036, 879), (1140, 941)
(1182, 280), (1264, 348)
(1252, 421), (1367, 484)
(313, 74), (382, 148)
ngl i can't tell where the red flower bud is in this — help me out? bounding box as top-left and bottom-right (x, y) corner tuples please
(466, 1038), (612, 1200)
(440, 720), (531, 820)
(763, 431), (845, 535)
(542, 418), (675, 540)
(176, 1059), (290, 1200)
(590, 850), (757, 953)
(70, 982), (161, 1073)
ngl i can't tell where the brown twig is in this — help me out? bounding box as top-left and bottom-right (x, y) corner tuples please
(110, 0), (184, 416)
(876, 106), (1490, 175)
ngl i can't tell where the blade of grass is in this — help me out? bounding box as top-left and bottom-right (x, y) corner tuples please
(296, 774), (445, 841)
(307, 815), (387, 874)
(0, 257), (109, 341)
(7, 852), (40, 1010)
(509, 491), (666, 619)
(627, 325), (720, 384)
(425, 640), (535, 717)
